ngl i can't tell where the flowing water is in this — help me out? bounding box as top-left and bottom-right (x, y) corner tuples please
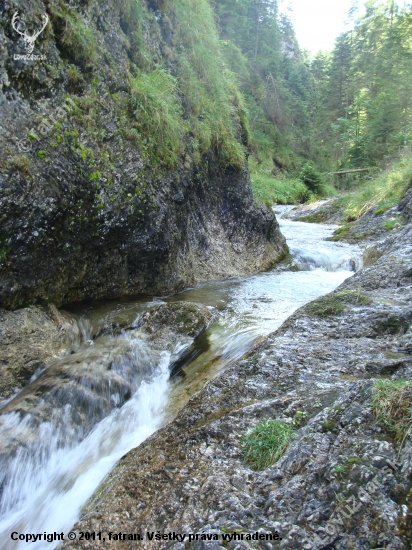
(0, 207), (362, 548)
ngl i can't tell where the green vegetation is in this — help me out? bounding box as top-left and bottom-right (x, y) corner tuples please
(46, 0), (412, 207)
(299, 163), (325, 194)
(333, 464), (348, 478)
(321, 419), (336, 433)
(305, 289), (372, 318)
(336, 157), (412, 220)
(58, 10), (98, 67)
(211, 1), (412, 205)
(384, 215), (403, 230)
(131, 69), (184, 167)
(249, 158), (309, 206)
(293, 410), (307, 427)
(11, 155), (31, 173)
(242, 420), (295, 470)
(372, 379), (412, 444)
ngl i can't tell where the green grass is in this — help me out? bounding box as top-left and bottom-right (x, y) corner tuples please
(384, 215), (403, 230)
(242, 420), (295, 470)
(333, 464), (348, 478)
(372, 379), (412, 444)
(305, 289), (372, 317)
(337, 156), (412, 220)
(249, 158), (309, 206)
(131, 69), (184, 167)
(173, 0), (246, 169)
(60, 11), (98, 67)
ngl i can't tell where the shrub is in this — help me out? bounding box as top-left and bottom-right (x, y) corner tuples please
(299, 162), (324, 193)
(242, 420), (294, 470)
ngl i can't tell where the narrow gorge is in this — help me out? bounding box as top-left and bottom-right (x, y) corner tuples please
(1, 0), (412, 549)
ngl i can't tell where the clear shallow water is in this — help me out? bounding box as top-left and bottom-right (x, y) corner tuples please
(0, 207), (361, 548)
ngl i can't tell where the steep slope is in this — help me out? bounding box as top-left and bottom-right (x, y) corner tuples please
(0, 0), (286, 310)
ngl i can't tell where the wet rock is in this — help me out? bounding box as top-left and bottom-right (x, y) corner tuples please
(62, 187), (412, 550)
(138, 302), (212, 340)
(0, 0), (286, 311)
(0, 302), (211, 463)
(0, 304), (81, 400)
(282, 200), (342, 225)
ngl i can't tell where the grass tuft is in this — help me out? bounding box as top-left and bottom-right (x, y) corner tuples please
(60, 12), (98, 67)
(131, 69), (184, 167)
(242, 420), (295, 470)
(372, 379), (412, 444)
(11, 154), (31, 173)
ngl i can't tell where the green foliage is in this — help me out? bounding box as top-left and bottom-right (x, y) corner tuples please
(173, 0), (246, 168)
(384, 215), (403, 230)
(60, 11), (98, 67)
(372, 379), (412, 443)
(299, 163), (324, 194)
(131, 69), (184, 167)
(337, 156), (412, 220)
(333, 464), (348, 478)
(305, 289), (372, 317)
(67, 65), (81, 83)
(322, 420), (336, 433)
(242, 420), (295, 470)
(37, 151), (46, 160)
(316, 3), (412, 171)
(250, 158), (309, 206)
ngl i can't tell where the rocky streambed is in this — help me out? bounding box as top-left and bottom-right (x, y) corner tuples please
(61, 187), (412, 549)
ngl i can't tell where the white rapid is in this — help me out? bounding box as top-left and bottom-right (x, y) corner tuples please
(0, 206), (362, 548)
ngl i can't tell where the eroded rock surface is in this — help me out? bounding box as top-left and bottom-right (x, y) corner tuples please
(61, 193), (412, 549)
(0, 302), (211, 463)
(0, 304), (81, 399)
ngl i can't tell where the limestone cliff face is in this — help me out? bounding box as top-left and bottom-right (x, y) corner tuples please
(0, 0), (286, 310)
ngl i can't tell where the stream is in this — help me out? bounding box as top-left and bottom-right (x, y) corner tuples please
(0, 206), (362, 549)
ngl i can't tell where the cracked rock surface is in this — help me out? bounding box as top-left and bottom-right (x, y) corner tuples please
(63, 187), (412, 550)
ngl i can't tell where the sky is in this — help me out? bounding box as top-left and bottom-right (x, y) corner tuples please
(278, 0), (404, 53)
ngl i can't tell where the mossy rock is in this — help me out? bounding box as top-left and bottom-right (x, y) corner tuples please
(305, 290), (372, 318)
(329, 224), (351, 241)
(139, 302), (212, 337)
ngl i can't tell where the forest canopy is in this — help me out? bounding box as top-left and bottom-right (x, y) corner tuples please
(212, 0), (412, 178)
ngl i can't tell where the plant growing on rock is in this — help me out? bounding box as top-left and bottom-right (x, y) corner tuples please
(242, 420), (295, 470)
(11, 155), (31, 173)
(305, 290), (372, 317)
(372, 379), (412, 444)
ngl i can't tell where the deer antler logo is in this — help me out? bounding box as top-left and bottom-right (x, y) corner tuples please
(12, 12), (49, 54)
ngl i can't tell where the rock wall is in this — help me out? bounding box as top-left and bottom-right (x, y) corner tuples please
(0, 0), (286, 310)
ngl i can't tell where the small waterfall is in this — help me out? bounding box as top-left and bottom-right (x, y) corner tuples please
(0, 336), (171, 550)
(0, 207), (362, 547)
